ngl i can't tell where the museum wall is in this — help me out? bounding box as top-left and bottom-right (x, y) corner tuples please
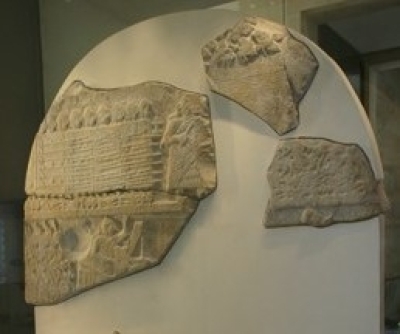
(39, 0), (398, 109)
(39, 0), (249, 109)
(328, 5), (400, 53)
(0, 0), (43, 201)
(0, 1), (42, 333)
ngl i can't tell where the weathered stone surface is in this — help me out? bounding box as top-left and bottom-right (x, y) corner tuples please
(201, 16), (318, 135)
(24, 81), (216, 304)
(265, 138), (388, 228)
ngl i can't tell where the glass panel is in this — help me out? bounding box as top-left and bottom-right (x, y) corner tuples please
(0, 202), (34, 334)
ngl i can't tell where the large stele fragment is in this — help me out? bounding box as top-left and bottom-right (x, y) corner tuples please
(25, 81), (217, 305)
(201, 16), (318, 135)
(265, 138), (388, 228)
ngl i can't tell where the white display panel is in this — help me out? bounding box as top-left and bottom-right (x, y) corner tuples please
(35, 10), (382, 334)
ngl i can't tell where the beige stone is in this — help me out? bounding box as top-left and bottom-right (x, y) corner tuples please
(24, 81), (216, 305)
(265, 138), (388, 228)
(201, 16), (318, 135)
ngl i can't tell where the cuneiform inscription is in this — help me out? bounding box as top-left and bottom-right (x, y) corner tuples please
(265, 138), (388, 228)
(25, 81), (216, 304)
(27, 81), (215, 198)
(202, 16), (318, 135)
(25, 191), (197, 220)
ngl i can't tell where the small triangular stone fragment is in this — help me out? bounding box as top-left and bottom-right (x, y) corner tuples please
(24, 81), (217, 305)
(202, 16), (318, 135)
(265, 138), (388, 228)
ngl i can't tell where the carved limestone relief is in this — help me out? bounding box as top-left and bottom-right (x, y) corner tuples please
(265, 138), (388, 228)
(24, 81), (217, 305)
(201, 16), (319, 135)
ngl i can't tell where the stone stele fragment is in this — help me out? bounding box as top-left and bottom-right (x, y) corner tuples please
(202, 16), (318, 135)
(24, 81), (217, 305)
(265, 138), (388, 228)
